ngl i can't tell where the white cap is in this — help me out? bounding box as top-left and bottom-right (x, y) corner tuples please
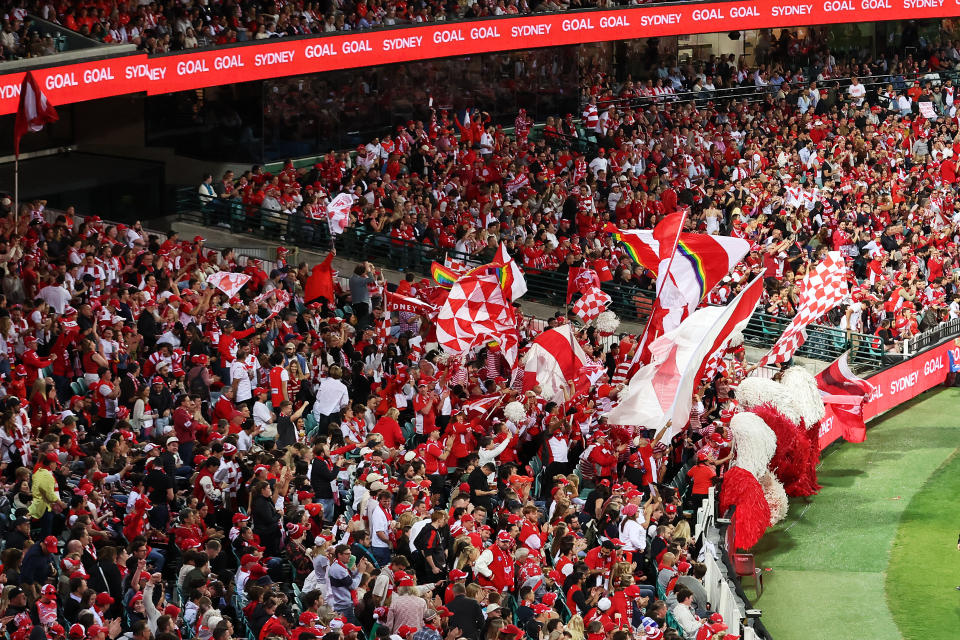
(598, 597), (612, 611)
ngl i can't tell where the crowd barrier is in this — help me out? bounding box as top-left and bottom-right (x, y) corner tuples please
(3, 1), (960, 115)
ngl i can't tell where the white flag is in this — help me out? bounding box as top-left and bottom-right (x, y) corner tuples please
(327, 193), (354, 235)
(206, 271), (251, 298)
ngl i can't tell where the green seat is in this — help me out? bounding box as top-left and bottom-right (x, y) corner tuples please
(70, 381), (82, 396)
(304, 413), (318, 437)
(77, 377), (89, 394)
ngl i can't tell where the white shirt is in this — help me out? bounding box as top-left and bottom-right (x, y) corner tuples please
(619, 518), (646, 552)
(230, 358), (255, 402)
(253, 401), (273, 428)
(39, 285), (71, 314)
(369, 504), (391, 548)
(313, 377), (349, 417)
(848, 82), (866, 105)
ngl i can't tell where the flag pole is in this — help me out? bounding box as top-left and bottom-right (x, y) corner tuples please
(635, 207), (689, 351)
(13, 154), (18, 228)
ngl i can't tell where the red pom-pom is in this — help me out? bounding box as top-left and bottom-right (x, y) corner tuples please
(749, 404), (821, 497)
(719, 466), (771, 550)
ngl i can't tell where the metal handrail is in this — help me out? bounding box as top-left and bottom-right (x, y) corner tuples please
(741, 310), (883, 373)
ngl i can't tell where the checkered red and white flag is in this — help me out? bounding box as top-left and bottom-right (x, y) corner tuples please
(759, 251), (848, 366)
(572, 286), (611, 324)
(436, 273), (519, 365)
(444, 253), (468, 273)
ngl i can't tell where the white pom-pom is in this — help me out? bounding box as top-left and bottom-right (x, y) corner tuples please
(503, 401), (527, 423)
(727, 330), (744, 348)
(780, 366), (826, 424)
(594, 310), (620, 335)
(759, 472), (789, 525)
(736, 377), (803, 424)
(730, 412), (777, 477)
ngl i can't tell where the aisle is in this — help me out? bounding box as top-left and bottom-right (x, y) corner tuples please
(751, 387), (960, 640)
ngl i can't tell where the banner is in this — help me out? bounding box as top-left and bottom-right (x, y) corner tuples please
(3, 2), (960, 115)
(385, 290), (437, 316)
(817, 339), (960, 449)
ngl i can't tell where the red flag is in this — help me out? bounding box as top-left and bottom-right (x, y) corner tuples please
(815, 352), (875, 445)
(14, 71), (58, 159)
(304, 253), (335, 304)
(566, 267), (600, 305)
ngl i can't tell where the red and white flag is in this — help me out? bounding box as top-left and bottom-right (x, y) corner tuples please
(636, 211), (750, 364)
(326, 193), (353, 235)
(816, 351), (875, 444)
(461, 393), (501, 416)
(571, 286), (611, 324)
(521, 324), (597, 403)
(759, 251), (848, 366)
(605, 276), (764, 441)
(385, 290), (438, 317)
(14, 71), (58, 158)
(435, 273), (519, 365)
(444, 253), (468, 273)
(206, 271), (251, 298)
(566, 267), (601, 305)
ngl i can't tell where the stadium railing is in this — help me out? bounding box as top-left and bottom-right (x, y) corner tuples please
(175, 187), (656, 323)
(903, 315), (960, 356)
(741, 310), (883, 373)
(586, 69), (960, 113)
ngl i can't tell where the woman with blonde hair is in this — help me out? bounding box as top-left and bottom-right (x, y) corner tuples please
(453, 539), (479, 572)
(565, 615), (586, 640)
(672, 519), (692, 541)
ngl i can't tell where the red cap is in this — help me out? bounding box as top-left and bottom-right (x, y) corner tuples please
(396, 627), (418, 638)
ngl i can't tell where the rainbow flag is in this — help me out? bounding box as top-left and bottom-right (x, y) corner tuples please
(465, 262), (506, 287)
(431, 261), (459, 288)
(603, 222), (659, 271)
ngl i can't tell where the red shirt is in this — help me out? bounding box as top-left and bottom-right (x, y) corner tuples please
(687, 463), (716, 495)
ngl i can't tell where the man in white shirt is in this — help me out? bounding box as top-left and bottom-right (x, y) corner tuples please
(252, 387), (277, 438)
(588, 149), (609, 177)
(847, 77), (866, 106)
(39, 275), (72, 314)
(671, 587), (704, 640)
(368, 491), (393, 567)
(312, 364), (349, 434)
(229, 341), (256, 408)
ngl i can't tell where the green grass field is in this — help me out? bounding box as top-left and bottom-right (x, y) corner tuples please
(752, 387), (960, 640)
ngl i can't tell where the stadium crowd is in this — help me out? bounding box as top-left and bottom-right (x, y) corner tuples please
(7, 0), (637, 56)
(2, 20), (960, 640)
